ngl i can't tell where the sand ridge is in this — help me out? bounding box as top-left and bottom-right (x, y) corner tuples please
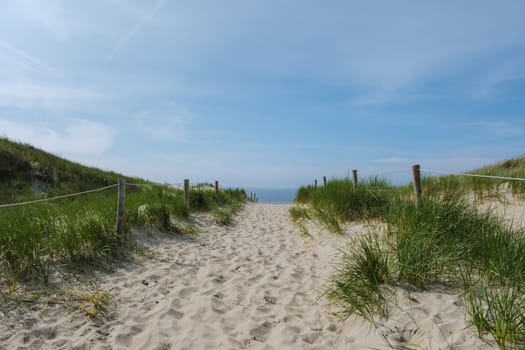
(1, 203), (494, 349)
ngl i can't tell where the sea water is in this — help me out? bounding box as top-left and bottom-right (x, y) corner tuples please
(244, 188), (298, 204)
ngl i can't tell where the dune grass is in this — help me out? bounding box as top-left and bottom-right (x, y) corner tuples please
(421, 157), (525, 201)
(0, 137), (150, 203)
(0, 137), (250, 322)
(326, 233), (391, 322)
(0, 184), (247, 288)
(322, 194), (525, 348)
(295, 177), (394, 233)
(294, 170), (525, 348)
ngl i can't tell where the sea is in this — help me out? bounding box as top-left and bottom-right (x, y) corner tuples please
(244, 188), (298, 204)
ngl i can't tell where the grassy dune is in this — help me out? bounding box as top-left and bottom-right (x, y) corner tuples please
(293, 158), (525, 349)
(0, 138), (246, 290)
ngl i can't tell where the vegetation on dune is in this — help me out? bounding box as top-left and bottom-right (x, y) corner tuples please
(0, 138), (247, 293)
(293, 158), (525, 349)
(294, 177), (393, 233)
(0, 137), (150, 204)
(422, 156), (525, 200)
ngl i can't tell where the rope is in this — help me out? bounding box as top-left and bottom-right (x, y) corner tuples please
(127, 183), (184, 188)
(0, 184), (119, 208)
(422, 169), (525, 182)
(126, 183), (150, 187)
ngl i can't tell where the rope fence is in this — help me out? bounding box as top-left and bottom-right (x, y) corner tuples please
(421, 168), (525, 182)
(312, 164), (525, 208)
(0, 184), (119, 209)
(0, 177), (253, 237)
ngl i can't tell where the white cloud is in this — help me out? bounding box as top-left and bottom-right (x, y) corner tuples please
(0, 40), (59, 76)
(109, 0), (165, 58)
(462, 121), (523, 137)
(134, 104), (191, 142)
(0, 118), (114, 156)
(2, 0), (71, 43)
(0, 83), (102, 109)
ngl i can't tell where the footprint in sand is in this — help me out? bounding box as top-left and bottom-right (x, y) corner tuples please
(177, 286), (198, 298)
(249, 321), (275, 342)
(162, 308), (184, 320)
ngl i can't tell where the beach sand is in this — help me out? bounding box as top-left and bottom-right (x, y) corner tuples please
(1, 203), (501, 349)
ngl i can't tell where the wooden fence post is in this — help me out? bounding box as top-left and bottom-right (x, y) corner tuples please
(323, 176), (327, 189)
(412, 164), (422, 207)
(314, 179), (318, 189)
(184, 179), (190, 207)
(352, 169), (358, 187)
(215, 180), (219, 194)
(116, 177), (126, 239)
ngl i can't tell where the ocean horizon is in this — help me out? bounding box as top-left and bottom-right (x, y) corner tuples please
(244, 187), (298, 204)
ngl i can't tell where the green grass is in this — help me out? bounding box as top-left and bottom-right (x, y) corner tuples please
(327, 195), (525, 348)
(0, 189), (122, 283)
(0, 137), (149, 204)
(294, 162), (525, 348)
(0, 183), (248, 285)
(294, 177), (394, 233)
(326, 233), (391, 322)
(421, 156), (525, 200)
(0, 138), (248, 288)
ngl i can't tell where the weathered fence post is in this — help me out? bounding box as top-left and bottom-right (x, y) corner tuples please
(412, 164), (422, 207)
(215, 180), (219, 194)
(323, 176), (327, 189)
(116, 177), (126, 239)
(314, 179), (318, 189)
(352, 169), (358, 187)
(184, 179), (190, 207)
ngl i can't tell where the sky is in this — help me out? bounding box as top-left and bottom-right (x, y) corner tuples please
(0, 1), (524, 188)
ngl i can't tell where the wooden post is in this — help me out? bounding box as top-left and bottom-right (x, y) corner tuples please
(215, 180), (219, 194)
(412, 164), (422, 207)
(184, 179), (190, 207)
(314, 179), (318, 189)
(323, 176), (327, 189)
(116, 177), (126, 239)
(352, 170), (358, 187)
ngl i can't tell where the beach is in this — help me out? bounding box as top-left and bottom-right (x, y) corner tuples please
(2, 202), (517, 349)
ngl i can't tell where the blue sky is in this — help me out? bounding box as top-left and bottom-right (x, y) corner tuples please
(0, 1), (524, 188)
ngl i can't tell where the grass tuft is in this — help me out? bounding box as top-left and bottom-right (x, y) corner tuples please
(326, 233), (391, 322)
(295, 169), (525, 348)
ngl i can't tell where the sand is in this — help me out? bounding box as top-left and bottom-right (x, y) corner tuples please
(1, 203), (499, 349)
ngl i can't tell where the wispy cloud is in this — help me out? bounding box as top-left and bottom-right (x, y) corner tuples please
(0, 40), (59, 75)
(464, 121), (523, 136)
(134, 103), (191, 142)
(0, 83), (102, 109)
(109, 0), (165, 58)
(0, 118), (114, 156)
(470, 60), (525, 101)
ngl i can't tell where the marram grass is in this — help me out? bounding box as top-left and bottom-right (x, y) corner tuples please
(294, 173), (525, 349)
(295, 177), (394, 232)
(0, 185), (247, 286)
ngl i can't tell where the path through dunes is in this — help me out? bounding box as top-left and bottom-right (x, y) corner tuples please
(2, 203), (493, 349)
(100, 203), (367, 349)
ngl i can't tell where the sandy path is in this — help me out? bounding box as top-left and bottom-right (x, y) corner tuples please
(1, 203), (493, 349)
(101, 203), (361, 349)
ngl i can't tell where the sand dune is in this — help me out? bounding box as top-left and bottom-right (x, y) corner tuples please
(1, 203), (495, 349)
